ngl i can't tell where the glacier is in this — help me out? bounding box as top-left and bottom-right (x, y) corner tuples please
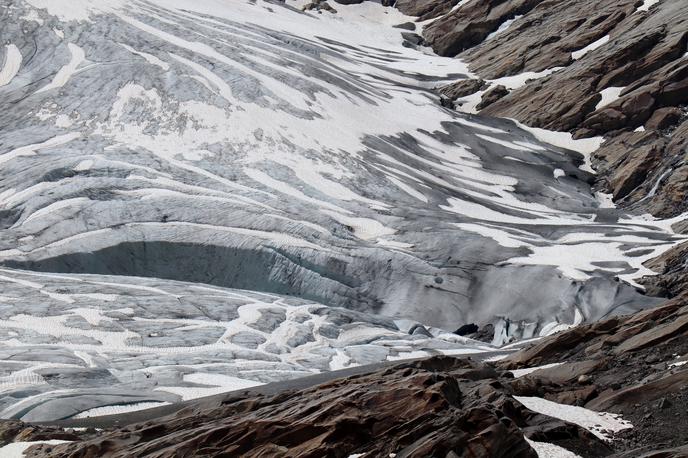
(0, 0), (682, 421)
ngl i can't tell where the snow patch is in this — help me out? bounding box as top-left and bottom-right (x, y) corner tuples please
(36, 43), (85, 93)
(595, 87), (625, 110)
(515, 396), (632, 440)
(486, 15), (523, 41)
(526, 439), (581, 458)
(489, 67), (563, 90)
(572, 35), (610, 60)
(74, 402), (170, 418)
(511, 363), (563, 378)
(636, 0), (660, 12)
(0, 440), (71, 458)
(510, 120), (603, 173)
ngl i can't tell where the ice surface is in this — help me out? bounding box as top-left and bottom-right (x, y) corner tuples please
(526, 439), (581, 458)
(0, 0), (684, 421)
(571, 35), (610, 60)
(0, 45), (22, 87)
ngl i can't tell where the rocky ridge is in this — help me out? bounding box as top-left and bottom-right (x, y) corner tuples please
(404, 0), (687, 220)
(0, 296), (686, 456)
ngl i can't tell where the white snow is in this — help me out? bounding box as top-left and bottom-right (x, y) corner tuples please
(510, 119), (603, 173)
(0, 440), (70, 458)
(329, 350), (352, 370)
(0, 44), (22, 87)
(73, 402), (170, 418)
(594, 191), (615, 208)
(0, 133), (82, 166)
(636, 0), (660, 12)
(571, 35), (610, 60)
(119, 43), (170, 70)
(23, 0), (125, 22)
(386, 176), (428, 203)
(486, 16), (523, 41)
(526, 439), (581, 458)
(20, 9), (45, 25)
(489, 67), (563, 90)
(322, 210), (396, 240)
(510, 363), (563, 378)
(514, 396), (632, 440)
(36, 43), (85, 93)
(595, 87), (625, 110)
(454, 89), (486, 114)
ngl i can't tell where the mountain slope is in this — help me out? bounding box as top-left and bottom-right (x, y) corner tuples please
(0, 0), (684, 424)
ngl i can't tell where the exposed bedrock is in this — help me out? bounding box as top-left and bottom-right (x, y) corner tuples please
(0, 298), (687, 455)
(416, 0), (688, 220)
(21, 357), (610, 458)
(424, 0), (546, 58)
(500, 294), (688, 454)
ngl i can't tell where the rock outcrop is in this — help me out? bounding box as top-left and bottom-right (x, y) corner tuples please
(400, 0), (688, 300)
(12, 357), (610, 458)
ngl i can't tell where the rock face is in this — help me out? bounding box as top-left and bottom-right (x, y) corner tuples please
(500, 295), (688, 454)
(404, 0), (688, 297)
(641, 242), (688, 298)
(477, 84), (509, 110)
(17, 357), (611, 458)
(394, 0), (459, 21)
(0, 298), (685, 456)
(424, 0), (544, 57)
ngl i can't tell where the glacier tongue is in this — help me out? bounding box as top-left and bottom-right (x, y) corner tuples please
(0, 0), (681, 420)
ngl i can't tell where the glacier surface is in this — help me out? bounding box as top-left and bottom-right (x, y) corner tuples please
(0, 0), (682, 420)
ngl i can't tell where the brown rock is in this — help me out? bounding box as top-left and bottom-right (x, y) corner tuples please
(615, 312), (688, 354)
(529, 359), (606, 385)
(394, 0), (459, 21)
(477, 85), (509, 110)
(546, 385), (598, 405)
(646, 107), (683, 130)
(33, 356), (603, 458)
(587, 370), (688, 411)
(423, 0), (543, 58)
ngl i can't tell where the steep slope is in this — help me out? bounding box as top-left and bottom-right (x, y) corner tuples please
(414, 0), (687, 226)
(1, 296), (687, 456)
